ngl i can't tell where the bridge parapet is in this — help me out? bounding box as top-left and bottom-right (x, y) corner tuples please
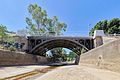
(93, 30), (120, 47)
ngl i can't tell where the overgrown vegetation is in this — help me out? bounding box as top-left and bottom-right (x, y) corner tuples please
(89, 18), (120, 36)
(9, 46), (16, 52)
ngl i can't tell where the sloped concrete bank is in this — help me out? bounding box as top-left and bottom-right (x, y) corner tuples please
(80, 39), (120, 73)
(0, 49), (48, 66)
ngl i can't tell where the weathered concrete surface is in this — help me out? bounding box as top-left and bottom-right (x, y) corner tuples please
(0, 49), (48, 66)
(102, 36), (118, 44)
(35, 65), (120, 80)
(80, 39), (120, 73)
(94, 36), (103, 47)
(81, 39), (120, 59)
(0, 65), (49, 79)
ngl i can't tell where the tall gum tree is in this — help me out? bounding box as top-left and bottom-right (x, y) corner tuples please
(26, 4), (67, 36)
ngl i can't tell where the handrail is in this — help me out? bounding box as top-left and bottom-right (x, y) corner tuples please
(105, 34), (120, 36)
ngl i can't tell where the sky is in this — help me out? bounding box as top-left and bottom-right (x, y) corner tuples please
(0, 0), (120, 36)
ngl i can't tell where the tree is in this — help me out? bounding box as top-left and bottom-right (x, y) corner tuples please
(49, 48), (68, 62)
(67, 51), (77, 61)
(47, 16), (67, 35)
(26, 4), (67, 60)
(0, 24), (7, 43)
(26, 4), (67, 36)
(26, 4), (47, 35)
(89, 18), (120, 36)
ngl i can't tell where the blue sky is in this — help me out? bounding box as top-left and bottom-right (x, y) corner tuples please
(0, 0), (120, 36)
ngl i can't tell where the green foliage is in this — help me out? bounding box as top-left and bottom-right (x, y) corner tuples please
(50, 48), (67, 62)
(9, 46), (16, 52)
(67, 51), (77, 61)
(0, 24), (8, 42)
(89, 18), (120, 36)
(0, 45), (4, 49)
(26, 4), (67, 36)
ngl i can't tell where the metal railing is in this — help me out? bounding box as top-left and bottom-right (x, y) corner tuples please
(105, 34), (120, 37)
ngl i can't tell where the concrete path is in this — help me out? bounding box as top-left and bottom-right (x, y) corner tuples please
(0, 65), (48, 79)
(1, 65), (120, 80)
(35, 65), (120, 80)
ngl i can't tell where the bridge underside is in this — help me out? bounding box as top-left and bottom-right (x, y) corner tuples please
(27, 36), (94, 56)
(30, 39), (87, 56)
(27, 36), (94, 65)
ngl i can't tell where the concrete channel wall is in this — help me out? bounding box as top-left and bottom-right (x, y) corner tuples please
(80, 39), (120, 61)
(0, 49), (48, 66)
(102, 36), (118, 44)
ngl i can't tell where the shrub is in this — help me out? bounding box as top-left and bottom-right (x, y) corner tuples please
(9, 46), (16, 52)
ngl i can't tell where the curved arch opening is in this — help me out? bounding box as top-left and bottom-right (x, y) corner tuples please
(46, 47), (78, 64)
(30, 39), (89, 55)
(29, 39), (89, 65)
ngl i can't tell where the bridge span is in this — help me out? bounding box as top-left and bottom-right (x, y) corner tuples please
(27, 36), (94, 56)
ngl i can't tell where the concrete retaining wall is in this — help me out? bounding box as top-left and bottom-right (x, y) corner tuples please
(0, 49), (48, 66)
(80, 39), (120, 60)
(80, 39), (120, 72)
(102, 36), (118, 44)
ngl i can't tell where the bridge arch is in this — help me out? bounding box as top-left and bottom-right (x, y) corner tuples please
(29, 39), (89, 56)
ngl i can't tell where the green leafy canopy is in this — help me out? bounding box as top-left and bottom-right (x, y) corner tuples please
(89, 18), (120, 36)
(26, 4), (67, 36)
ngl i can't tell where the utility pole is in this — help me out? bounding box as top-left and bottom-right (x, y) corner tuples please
(88, 24), (91, 36)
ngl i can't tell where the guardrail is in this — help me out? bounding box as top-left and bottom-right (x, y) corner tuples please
(27, 34), (91, 37)
(105, 34), (120, 37)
